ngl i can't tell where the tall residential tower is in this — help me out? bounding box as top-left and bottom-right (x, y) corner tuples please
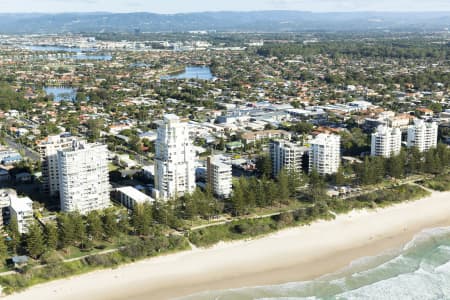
(407, 119), (438, 152)
(58, 141), (110, 214)
(38, 134), (80, 196)
(154, 114), (196, 199)
(270, 140), (307, 177)
(309, 134), (341, 176)
(207, 155), (232, 199)
(371, 125), (402, 157)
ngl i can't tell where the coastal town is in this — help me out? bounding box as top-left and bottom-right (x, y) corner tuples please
(0, 28), (448, 296)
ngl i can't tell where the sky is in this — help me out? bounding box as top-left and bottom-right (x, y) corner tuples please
(0, 0), (449, 14)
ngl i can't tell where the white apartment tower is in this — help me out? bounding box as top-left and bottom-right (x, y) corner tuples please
(154, 114), (196, 199)
(407, 119), (438, 152)
(270, 140), (307, 177)
(58, 141), (110, 214)
(371, 125), (402, 157)
(38, 134), (79, 196)
(207, 155), (232, 199)
(309, 134), (341, 176)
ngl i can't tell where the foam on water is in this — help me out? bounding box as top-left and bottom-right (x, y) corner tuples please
(181, 227), (450, 300)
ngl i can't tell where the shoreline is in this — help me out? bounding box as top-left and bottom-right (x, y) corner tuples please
(4, 190), (450, 300)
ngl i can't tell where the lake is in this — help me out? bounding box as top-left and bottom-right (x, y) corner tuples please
(161, 66), (215, 80)
(44, 87), (77, 102)
(24, 46), (112, 61)
(25, 46), (93, 52)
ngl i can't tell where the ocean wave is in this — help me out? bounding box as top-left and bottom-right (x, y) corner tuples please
(181, 226), (450, 300)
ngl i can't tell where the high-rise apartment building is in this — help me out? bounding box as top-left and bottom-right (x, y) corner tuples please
(371, 125), (402, 157)
(309, 134), (341, 176)
(154, 114), (196, 199)
(38, 134), (79, 196)
(58, 141), (110, 214)
(207, 155), (232, 199)
(407, 119), (438, 152)
(270, 140), (307, 177)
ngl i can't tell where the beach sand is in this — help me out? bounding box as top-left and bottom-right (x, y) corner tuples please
(4, 191), (450, 300)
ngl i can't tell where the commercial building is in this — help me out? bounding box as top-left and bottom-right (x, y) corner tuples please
(270, 140), (307, 177)
(154, 114), (196, 199)
(371, 125), (402, 158)
(309, 134), (341, 176)
(38, 134), (79, 196)
(115, 186), (154, 210)
(407, 119), (438, 152)
(207, 155), (232, 199)
(58, 141), (110, 214)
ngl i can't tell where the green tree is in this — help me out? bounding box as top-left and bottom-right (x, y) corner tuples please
(86, 211), (103, 241)
(287, 169), (303, 196)
(388, 151), (406, 179)
(26, 221), (46, 259)
(131, 203), (152, 236)
(256, 154), (272, 178)
(57, 214), (75, 249)
(102, 210), (118, 239)
(277, 169), (290, 204)
(45, 223), (58, 251)
(7, 216), (21, 253)
(230, 180), (246, 216)
(0, 235), (8, 260)
(308, 170), (328, 202)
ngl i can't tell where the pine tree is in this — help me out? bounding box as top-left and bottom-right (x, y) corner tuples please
(256, 154), (273, 178)
(334, 166), (346, 186)
(71, 212), (86, 246)
(45, 223), (58, 251)
(102, 210), (118, 239)
(57, 214), (75, 249)
(26, 221), (45, 259)
(287, 169), (302, 196)
(131, 204), (147, 236)
(277, 169), (290, 204)
(230, 180), (245, 216)
(7, 215), (21, 254)
(86, 211), (103, 241)
(309, 169), (327, 203)
(0, 235), (8, 259)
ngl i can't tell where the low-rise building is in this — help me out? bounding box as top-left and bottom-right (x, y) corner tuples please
(115, 186), (154, 210)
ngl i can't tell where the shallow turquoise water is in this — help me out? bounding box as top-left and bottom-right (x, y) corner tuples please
(182, 227), (450, 300)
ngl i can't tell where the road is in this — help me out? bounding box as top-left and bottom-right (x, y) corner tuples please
(4, 136), (40, 162)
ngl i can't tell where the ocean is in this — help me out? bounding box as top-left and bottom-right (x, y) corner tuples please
(182, 227), (450, 300)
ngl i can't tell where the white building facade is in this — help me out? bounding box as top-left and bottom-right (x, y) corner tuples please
(270, 140), (307, 177)
(115, 186), (154, 210)
(371, 125), (402, 157)
(207, 155), (232, 199)
(38, 134), (80, 196)
(407, 119), (438, 152)
(309, 134), (341, 176)
(9, 194), (33, 234)
(154, 114), (196, 199)
(58, 141), (110, 214)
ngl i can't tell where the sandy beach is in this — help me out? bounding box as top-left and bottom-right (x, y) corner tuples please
(4, 190), (450, 300)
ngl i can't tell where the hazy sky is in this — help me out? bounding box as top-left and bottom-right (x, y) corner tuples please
(0, 0), (449, 13)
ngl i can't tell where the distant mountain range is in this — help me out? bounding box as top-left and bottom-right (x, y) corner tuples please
(0, 11), (449, 34)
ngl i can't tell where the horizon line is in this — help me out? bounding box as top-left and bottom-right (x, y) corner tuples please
(1, 10), (450, 15)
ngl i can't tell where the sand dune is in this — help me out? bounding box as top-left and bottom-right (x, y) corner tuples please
(4, 191), (450, 300)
